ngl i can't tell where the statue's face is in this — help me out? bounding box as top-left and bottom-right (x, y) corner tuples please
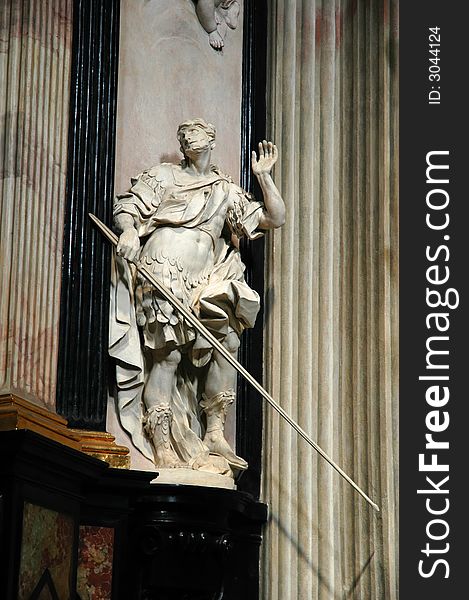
(179, 125), (213, 156)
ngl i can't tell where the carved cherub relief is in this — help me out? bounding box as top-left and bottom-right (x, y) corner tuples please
(194, 0), (241, 50)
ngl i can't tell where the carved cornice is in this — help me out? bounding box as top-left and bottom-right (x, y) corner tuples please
(0, 395), (129, 468)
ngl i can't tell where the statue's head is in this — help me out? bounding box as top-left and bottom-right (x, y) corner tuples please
(177, 118), (216, 156)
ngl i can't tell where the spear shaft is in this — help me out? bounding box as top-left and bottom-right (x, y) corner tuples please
(90, 213), (380, 512)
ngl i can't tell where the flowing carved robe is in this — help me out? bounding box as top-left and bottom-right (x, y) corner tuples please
(110, 163), (264, 462)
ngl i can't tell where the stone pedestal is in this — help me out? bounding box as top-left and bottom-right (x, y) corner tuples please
(128, 484), (267, 599)
(0, 430), (109, 599)
(0, 430), (267, 599)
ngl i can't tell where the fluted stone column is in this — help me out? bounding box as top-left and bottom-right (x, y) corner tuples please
(261, 1), (398, 598)
(0, 0), (72, 409)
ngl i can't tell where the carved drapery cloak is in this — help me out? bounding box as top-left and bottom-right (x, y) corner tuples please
(110, 163), (263, 462)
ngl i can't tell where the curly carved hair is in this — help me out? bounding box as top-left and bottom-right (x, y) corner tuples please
(177, 118), (216, 146)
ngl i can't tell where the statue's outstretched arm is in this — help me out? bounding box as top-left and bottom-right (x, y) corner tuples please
(252, 140), (286, 230)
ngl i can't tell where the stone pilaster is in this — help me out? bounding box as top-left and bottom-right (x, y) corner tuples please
(0, 0), (72, 410)
(262, 1), (399, 598)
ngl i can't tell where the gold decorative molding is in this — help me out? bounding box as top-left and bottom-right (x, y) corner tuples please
(0, 394), (130, 469)
(70, 429), (131, 469)
(0, 394), (82, 450)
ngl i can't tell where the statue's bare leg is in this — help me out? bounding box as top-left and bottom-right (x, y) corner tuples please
(143, 348), (182, 468)
(195, 0), (225, 49)
(201, 331), (248, 470)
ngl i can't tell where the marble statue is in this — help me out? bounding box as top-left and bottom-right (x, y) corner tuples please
(195, 0), (240, 49)
(110, 118), (285, 479)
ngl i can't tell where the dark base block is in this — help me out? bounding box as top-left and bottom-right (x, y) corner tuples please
(0, 430), (267, 600)
(129, 484), (268, 600)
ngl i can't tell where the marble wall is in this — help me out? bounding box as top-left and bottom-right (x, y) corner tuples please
(114, 0), (244, 194)
(18, 502), (74, 599)
(0, 0), (72, 409)
(77, 525), (115, 600)
(261, 1), (399, 598)
(109, 0), (245, 469)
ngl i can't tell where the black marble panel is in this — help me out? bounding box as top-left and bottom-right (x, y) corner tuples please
(56, 0), (120, 429)
(236, 0), (268, 499)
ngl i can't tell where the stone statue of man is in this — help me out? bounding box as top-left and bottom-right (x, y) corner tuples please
(110, 118), (285, 478)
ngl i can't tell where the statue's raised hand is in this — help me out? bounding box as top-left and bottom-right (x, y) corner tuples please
(251, 140), (278, 176)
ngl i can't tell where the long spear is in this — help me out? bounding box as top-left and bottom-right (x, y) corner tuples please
(90, 213), (380, 512)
